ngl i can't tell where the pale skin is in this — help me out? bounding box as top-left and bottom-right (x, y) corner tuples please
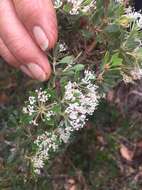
(0, 0), (58, 81)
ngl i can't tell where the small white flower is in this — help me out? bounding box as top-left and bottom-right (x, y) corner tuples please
(58, 125), (71, 143)
(32, 131), (60, 174)
(67, 0), (96, 15)
(29, 96), (36, 105)
(82, 0), (96, 13)
(23, 107), (28, 114)
(45, 111), (55, 121)
(59, 42), (68, 52)
(64, 82), (81, 101)
(23, 89), (56, 126)
(131, 67), (142, 80)
(27, 105), (35, 116)
(37, 89), (49, 103)
(29, 119), (38, 126)
(32, 156), (44, 170)
(121, 67), (142, 84)
(82, 70), (95, 84)
(54, 0), (63, 8)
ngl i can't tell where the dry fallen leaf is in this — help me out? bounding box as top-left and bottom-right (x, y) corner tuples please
(120, 144), (134, 161)
(0, 92), (9, 104)
(97, 134), (106, 146)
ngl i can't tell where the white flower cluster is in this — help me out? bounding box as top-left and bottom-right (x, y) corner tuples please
(131, 67), (142, 80)
(58, 122), (71, 143)
(125, 7), (142, 28)
(31, 70), (100, 174)
(81, 0), (96, 13)
(68, 0), (96, 15)
(54, 0), (96, 15)
(32, 131), (60, 174)
(23, 88), (55, 126)
(59, 70), (100, 141)
(82, 70), (96, 84)
(115, 0), (142, 28)
(122, 67), (142, 84)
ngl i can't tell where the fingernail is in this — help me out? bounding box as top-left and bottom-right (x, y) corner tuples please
(27, 63), (47, 81)
(33, 26), (49, 51)
(20, 65), (33, 78)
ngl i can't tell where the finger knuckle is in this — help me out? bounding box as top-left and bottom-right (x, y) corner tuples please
(15, 0), (42, 21)
(7, 36), (27, 57)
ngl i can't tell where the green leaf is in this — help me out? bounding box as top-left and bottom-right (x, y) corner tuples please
(81, 29), (93, 39)
(104, 51), (110, 63)
(83, 0), (93, 6)
(52, 104), (61, 114)
(110, 53), (122, 67)
(63, 4), (72, 12)
(101, 51), (110, 71)
(71, 64), (85, 72)
(59, 56), (74, 65)
(135, 48), (142, 60)
(105, 24), (120, 34)
(126, 38), (140, 50)
(63, 70), (75, 76)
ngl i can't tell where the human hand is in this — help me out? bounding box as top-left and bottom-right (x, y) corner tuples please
(0, 0), (58, 81)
